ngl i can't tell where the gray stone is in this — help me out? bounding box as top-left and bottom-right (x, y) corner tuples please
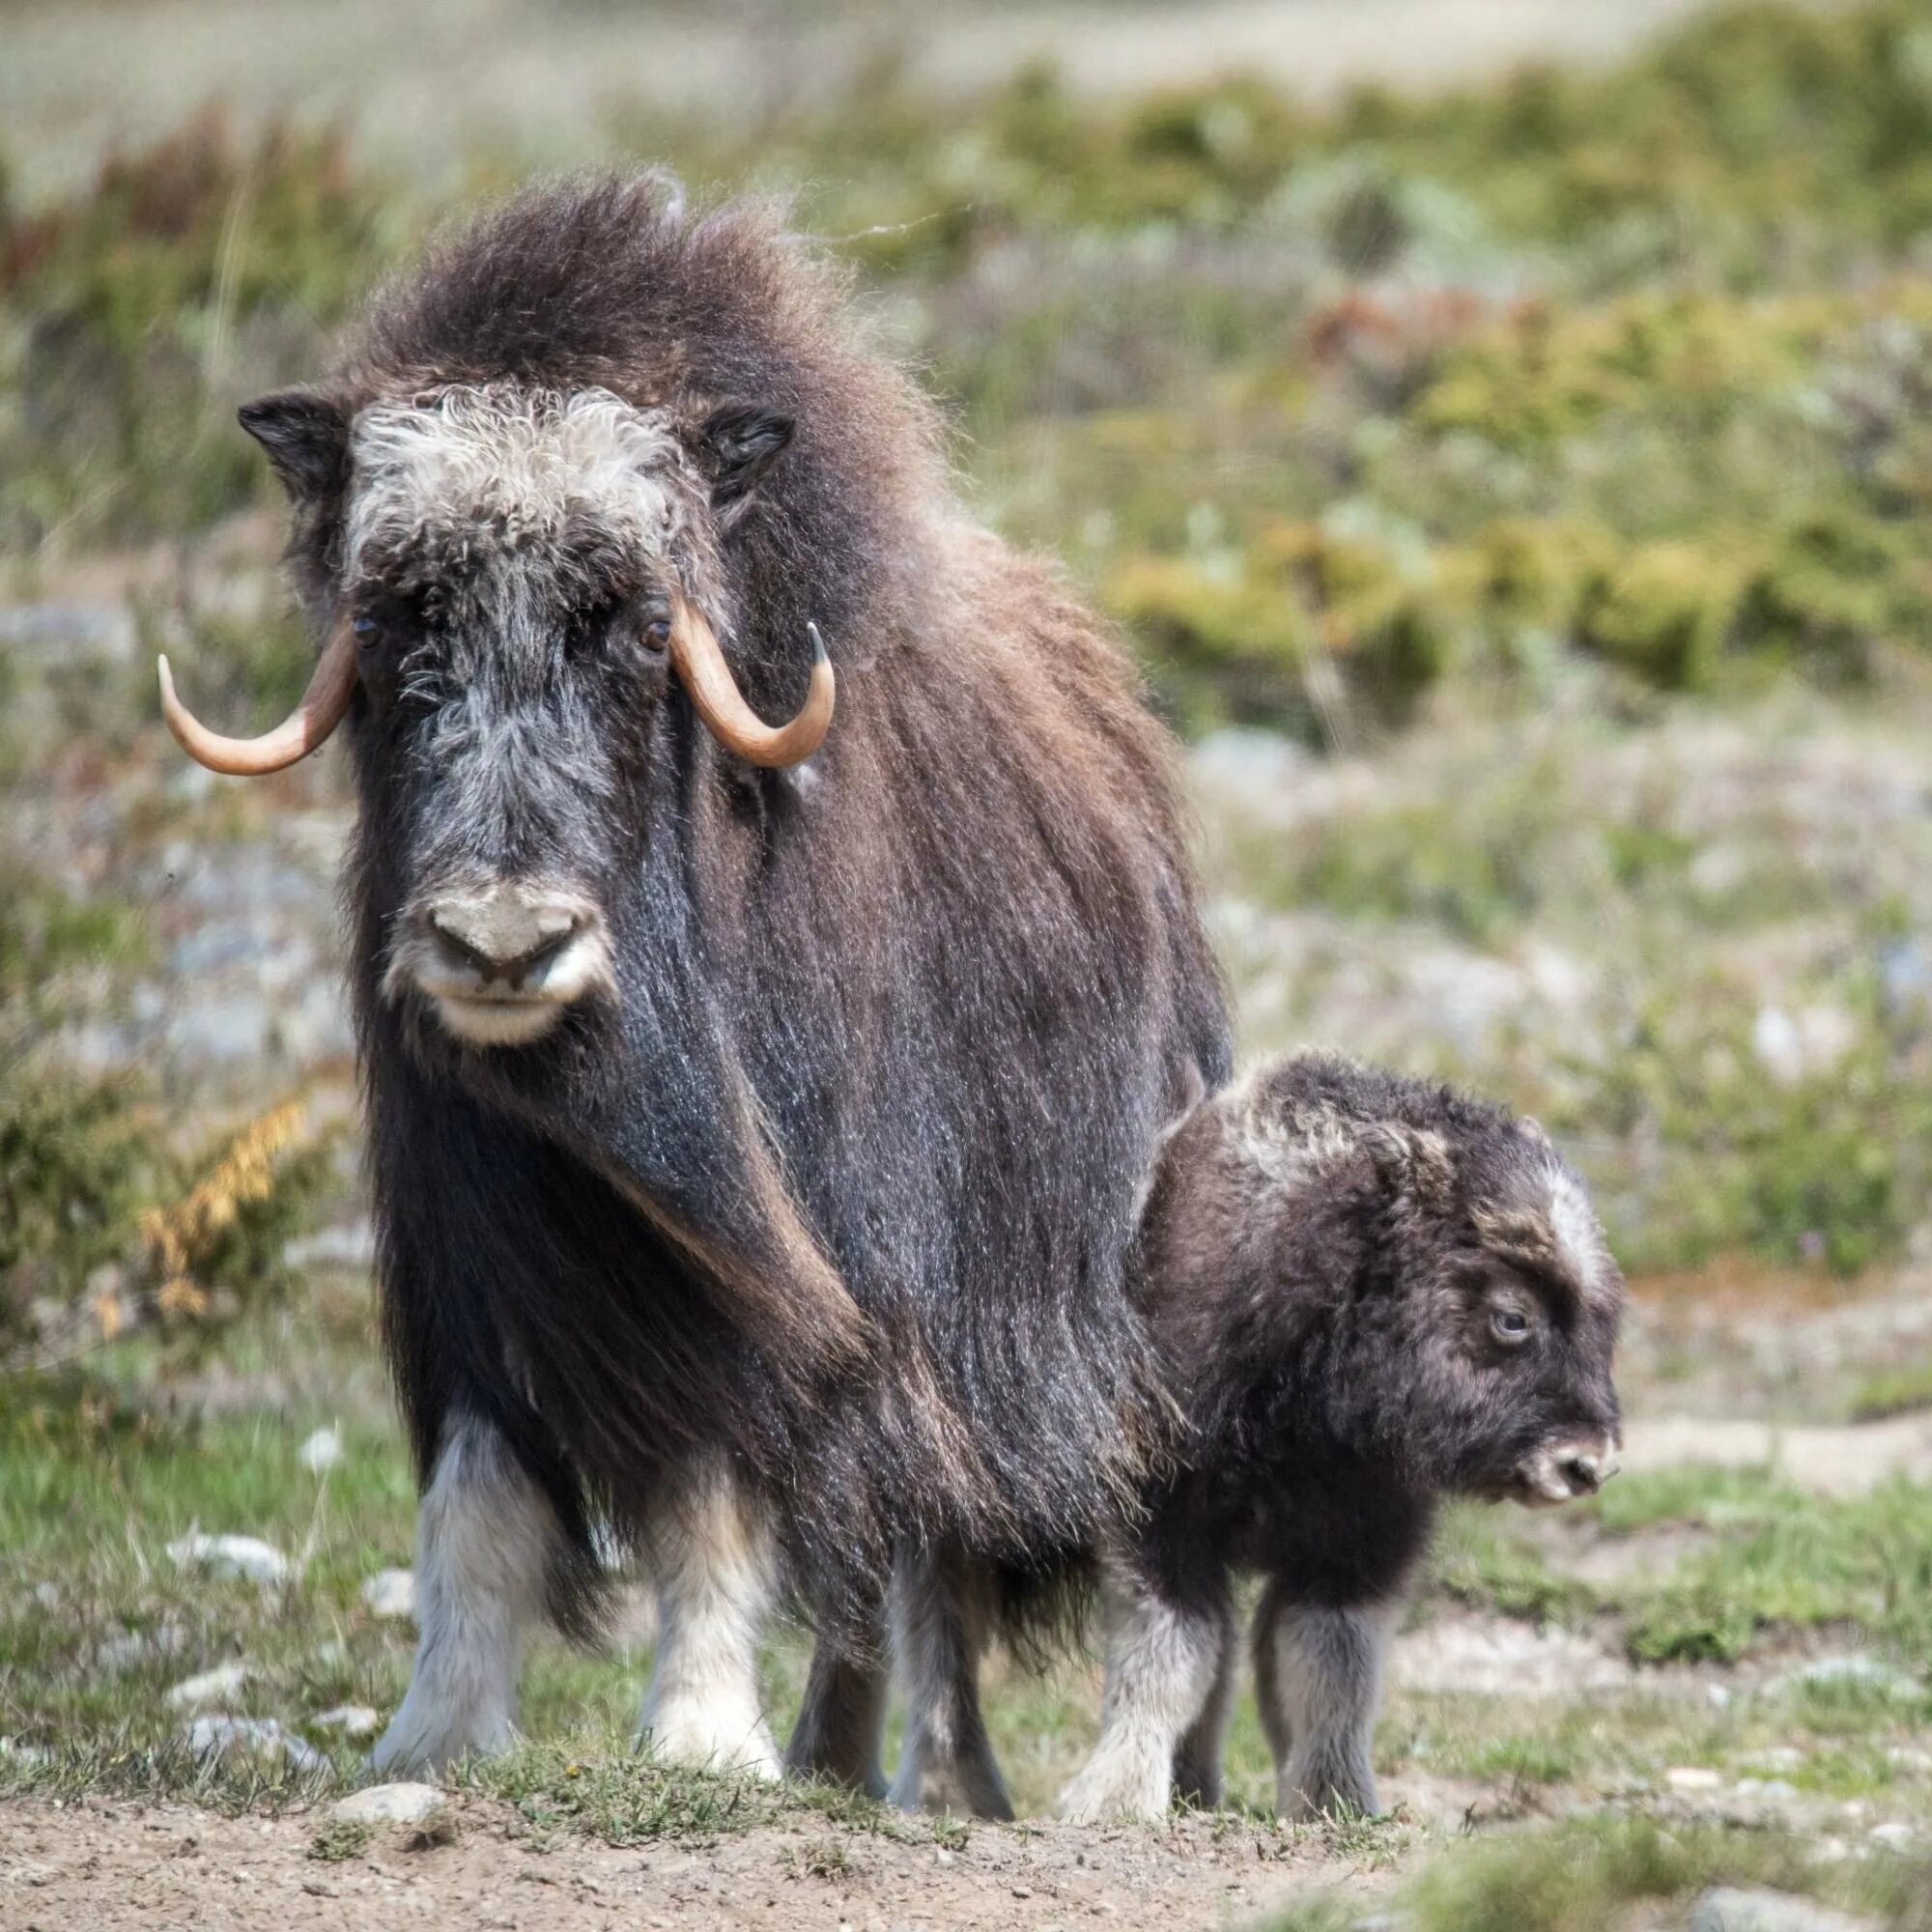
(185, 1716), (327, 1776)
(1689, 1888), (1874, 1932)
(166, 1532), (290, 1586)
(360, 1568), (416, 1622)
(165, 1661), (251, 1710)
(1765, 1654), (1921, 1702)
(331, 1781), (447, 1828)
(311, 1705), (381, 1741)
(298, 1427), (343, 1474)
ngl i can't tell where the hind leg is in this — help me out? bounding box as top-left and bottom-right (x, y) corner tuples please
(636, 1458), (781, 1777)
(1252, 1580), (1394, 1820)
(1058, 1550), (1229, 1824)
(1171, 1594), (1236, 1809)
(888, 1543), (1013, 1820)
(786, 1614), (889, 1799)
(374, 1412), (562, 1776)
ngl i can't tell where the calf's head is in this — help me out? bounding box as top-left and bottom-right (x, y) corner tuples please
(1149, 1056), (1624, 1508)
(158, 382), (832, 1051)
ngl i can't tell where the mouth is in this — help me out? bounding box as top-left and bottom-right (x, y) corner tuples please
(428, 990), (572, 1047)
(1501, 1435), (1622, 1511)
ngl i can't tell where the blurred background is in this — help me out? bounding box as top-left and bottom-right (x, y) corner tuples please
(8, 1), (1932, 1922)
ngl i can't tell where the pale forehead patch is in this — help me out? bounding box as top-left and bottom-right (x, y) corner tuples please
(1544, 1164), (1614, 1307)
(346, 383), (694, 572)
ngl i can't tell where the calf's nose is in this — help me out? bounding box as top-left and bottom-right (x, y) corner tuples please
(1558, 1439), (1621, 1495)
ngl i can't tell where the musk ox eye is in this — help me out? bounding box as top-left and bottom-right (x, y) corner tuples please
(641, 613), (671, 652)
(1492, 1306), (1533, 1346)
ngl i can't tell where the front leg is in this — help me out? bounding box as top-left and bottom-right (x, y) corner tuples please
(888, 1543), (1013, 1819)
(637, 1459), (781, 1777)
(374, 1412), (561, 1776)
(1252, 1580), (1395, 1821)
(1057, 1550), (1229, 1824)
(785, 1618), (889, 1799)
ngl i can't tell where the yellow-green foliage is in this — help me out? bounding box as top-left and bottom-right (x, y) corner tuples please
(0, 112), (400, 549)
(12, 0), (1932, 704)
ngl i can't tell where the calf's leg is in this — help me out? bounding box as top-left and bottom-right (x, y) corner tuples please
(889, 1544), (1013, 1819)
(1057, 1554), (1229, 1824)
(1252, 1581), (1394, 1820)
(637, 1459), (782, 1776)
(373, 1412), (560, 1775)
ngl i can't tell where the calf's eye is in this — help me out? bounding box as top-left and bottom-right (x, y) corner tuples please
(1491, 1307), (1532, 1346)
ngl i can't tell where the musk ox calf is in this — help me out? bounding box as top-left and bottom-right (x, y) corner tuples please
(895, 1051), (1622, 1821)
(156, 177), (1229, 1780)
(1055, 1051), (1624, 1822)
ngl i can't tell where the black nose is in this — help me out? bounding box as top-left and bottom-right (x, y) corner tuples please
(430, 917), (577, 988)
(1557, 1450), (1605, 1495)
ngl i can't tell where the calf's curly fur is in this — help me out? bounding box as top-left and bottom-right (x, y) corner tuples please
(1061, 1052), (1624, 1822)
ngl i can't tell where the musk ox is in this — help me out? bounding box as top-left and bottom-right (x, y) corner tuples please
(157, 176), (1230, 1781)
(901, 1052), (1623, 1822)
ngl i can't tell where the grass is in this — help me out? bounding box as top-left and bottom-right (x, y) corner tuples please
(5, 1366), (1932, 1843)
(1272, 1813), (1932, 1932)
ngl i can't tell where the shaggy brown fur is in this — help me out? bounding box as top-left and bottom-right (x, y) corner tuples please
(223, 177), (1230, 1769)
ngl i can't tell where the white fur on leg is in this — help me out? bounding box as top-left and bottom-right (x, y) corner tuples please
(373, 1414), (558, 1776)
(637, 1463), (781, 1777)
(1057, 1560), (1224, 1824)
(1255, 1595), (1395, 1821)
(888, 1548), (1012, 1820)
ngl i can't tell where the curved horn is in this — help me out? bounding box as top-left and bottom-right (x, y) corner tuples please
(669, 594), (835, 768)
(157, 617), (358, 776)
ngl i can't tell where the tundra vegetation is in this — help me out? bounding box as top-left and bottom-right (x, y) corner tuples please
(6, 2), (1932, 1924)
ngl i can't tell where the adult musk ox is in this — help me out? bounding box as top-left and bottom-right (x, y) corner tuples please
(159, 177), (1231, 1782)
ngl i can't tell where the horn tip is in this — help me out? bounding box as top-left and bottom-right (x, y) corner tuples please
(806, 621), (829, 666)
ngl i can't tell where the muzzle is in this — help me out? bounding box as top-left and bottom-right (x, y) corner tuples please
(384, 879), (615, 1047)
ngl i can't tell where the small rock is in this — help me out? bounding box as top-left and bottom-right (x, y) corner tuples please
(1666, 1766), (1724, 1794)
(0, 1737), (49, 1767)
(361, 1569), (416, 1621)
(185, 1716), (326, 1775)
(1766, 1654), (1920, 1702)
(32, 1583), (59, 1612)
(298, 1428), (343, 1475)
(332, 1782), (446, 1828)
(165, 1662), (250, 1710)
(167, 1533), (290, 1586)
(94, 1624), (186, 1675)
(1690, 1888), (1875, 1932)
(311, 1705), (381, 1741)
(1869, 1821), (1916, 1851)
(1886, 1747), (1932, 1774)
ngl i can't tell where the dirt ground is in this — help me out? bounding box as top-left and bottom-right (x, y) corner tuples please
(0, 1795), (1388, 1932)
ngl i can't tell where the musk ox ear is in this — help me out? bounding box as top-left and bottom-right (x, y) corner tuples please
(697, 402), (795, 523)
(238, 387), (350, 503)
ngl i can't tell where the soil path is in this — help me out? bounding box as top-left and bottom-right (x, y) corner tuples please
(0, 1794), (1375, 1932)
